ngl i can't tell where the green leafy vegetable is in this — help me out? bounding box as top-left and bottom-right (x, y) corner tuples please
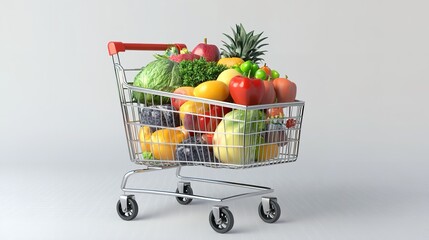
(142, 152), (153, 160)
(179, 58), (228, 87)
(154, 46), (179, 59)
(133, 59), (182, 105)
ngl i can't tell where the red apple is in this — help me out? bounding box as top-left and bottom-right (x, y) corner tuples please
(172, 87), (195, 110)
(191, 38), (220, 62)
(183, 113), (199, 132)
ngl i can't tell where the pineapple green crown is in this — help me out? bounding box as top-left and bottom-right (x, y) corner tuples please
(221, 24), (268, 64)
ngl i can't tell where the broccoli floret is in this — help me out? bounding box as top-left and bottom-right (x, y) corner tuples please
(140, 104), (180, 132)
(142, 152), (153, 160)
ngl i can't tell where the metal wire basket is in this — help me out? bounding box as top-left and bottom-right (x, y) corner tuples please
(111, 54), (304, 169)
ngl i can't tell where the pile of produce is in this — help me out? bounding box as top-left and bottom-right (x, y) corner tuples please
(135, 24), (298, 165)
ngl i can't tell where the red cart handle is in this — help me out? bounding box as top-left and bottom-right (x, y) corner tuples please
(108, 42), (187, 55)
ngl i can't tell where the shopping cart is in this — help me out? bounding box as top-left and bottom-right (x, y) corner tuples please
(108, 41), (305, 233)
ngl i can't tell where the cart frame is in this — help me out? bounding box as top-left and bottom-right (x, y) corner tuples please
(108, 41), (304, 233)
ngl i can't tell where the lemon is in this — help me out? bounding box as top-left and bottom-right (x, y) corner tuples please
(216, 69), (242, 87)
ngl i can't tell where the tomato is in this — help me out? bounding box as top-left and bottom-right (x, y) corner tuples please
(266, 107), (284, 118)
(260, 64), (271, 77)
(229, 76), (265, 105)
(271, 70), (280, 79)
(286, 119), (297, 128)
(254, 69), (267, 80)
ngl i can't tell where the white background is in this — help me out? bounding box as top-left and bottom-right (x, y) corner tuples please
(1, 0), (428, 239)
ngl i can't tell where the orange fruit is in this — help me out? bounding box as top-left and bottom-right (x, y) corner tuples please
(217, 57), (244, 68)
(257, 144), (279, 161)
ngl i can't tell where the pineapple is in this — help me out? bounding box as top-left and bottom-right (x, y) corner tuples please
(221, 24), (268, 64)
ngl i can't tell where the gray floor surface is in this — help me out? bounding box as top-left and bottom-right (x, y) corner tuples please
(1, 153), (428, 240)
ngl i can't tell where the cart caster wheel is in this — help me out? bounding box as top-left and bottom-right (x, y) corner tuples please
(209, 206), (234, 234)
(116, 196), (138, 221)
(258, 197), (281, 223)
(175, 183), (193, 205)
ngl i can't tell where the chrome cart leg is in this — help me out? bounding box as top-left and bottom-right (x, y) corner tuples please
(261, 197), (276, 215)
(120, 167), (221, 202)
(177, 181), (190, 194)
(120, 195), (135, 212)
(176, 181), (193, 205)
(212, 205), (224, 224)
(121, 168), (149, 191)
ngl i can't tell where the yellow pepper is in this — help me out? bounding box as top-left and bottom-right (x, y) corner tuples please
(138, 126), (152, 152)
(150, 128), (186, 160)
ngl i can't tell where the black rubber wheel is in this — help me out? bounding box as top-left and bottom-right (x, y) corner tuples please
(209, 208), (234, 233)
(175, 185), (193, 205)
(258, 200), (281, 223)
(116, 198), (138, 221)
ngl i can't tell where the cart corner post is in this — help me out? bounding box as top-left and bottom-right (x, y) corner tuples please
(108, 41), (125, 56)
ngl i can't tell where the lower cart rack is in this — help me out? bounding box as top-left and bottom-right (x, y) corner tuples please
(117, 166), (280, 233)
